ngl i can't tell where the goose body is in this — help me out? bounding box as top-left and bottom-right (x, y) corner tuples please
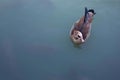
(70, 7), (96, 45)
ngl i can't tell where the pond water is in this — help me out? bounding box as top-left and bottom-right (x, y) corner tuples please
(0, 0), (120, 80)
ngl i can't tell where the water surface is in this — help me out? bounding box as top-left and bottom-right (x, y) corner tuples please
(0, 0), (120, 80)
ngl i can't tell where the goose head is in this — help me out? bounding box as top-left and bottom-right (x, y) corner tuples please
(70, 30), (85, 45)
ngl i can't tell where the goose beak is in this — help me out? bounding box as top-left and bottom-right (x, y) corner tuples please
(81, 38), (85, 43)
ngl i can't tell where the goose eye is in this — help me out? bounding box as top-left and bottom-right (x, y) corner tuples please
(78, 35), (80, 38)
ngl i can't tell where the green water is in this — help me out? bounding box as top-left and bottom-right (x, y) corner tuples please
(0, 0), (120, 80)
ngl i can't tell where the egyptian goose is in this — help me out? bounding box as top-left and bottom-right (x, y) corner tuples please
(70, 7), (96, 45)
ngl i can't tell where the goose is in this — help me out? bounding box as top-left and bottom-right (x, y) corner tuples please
(70, 7), (96, 45)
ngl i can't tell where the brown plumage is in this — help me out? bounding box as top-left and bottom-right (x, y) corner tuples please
(70, 8), (95, 45)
